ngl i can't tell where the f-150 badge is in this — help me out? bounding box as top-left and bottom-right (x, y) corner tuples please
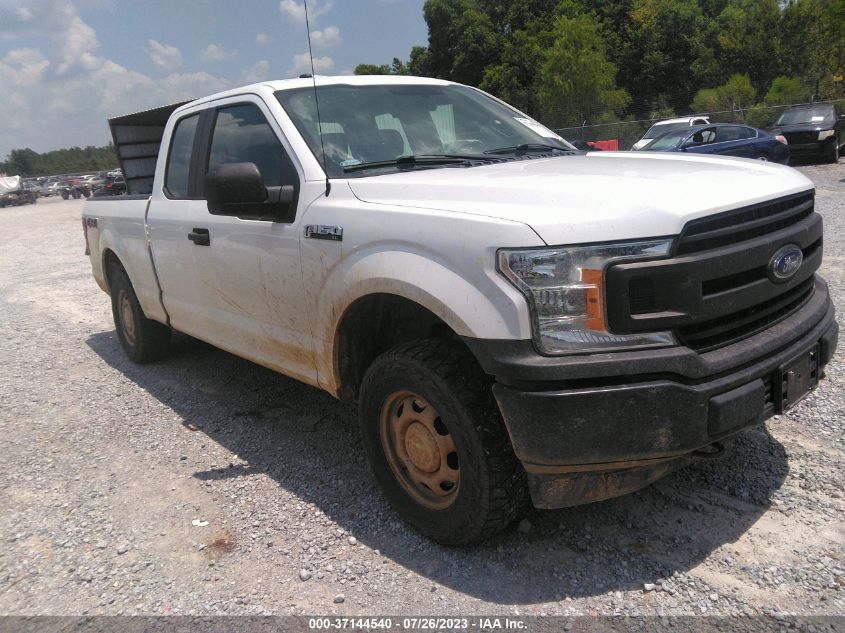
(304, 225), (343, 241)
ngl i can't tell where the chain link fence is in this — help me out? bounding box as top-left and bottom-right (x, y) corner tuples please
(551, 98), (845, 150)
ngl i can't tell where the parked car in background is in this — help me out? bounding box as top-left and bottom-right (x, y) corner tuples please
(0, 175), (37, 207)
(40, 180), (63, 196)
(637, 123), (789, 163)
(22, 180), (41, 197)
(632, 116), (711, 150)
(81, 174), (106, 188)
(92, 174), (126, 196)
(770, 103), (844, 163)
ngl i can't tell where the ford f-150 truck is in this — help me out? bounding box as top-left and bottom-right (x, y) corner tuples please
(83, 76), (837, 545)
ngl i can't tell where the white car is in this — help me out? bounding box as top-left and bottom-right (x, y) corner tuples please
(632, 116), (711, 150)
(82, 75), (836, 545)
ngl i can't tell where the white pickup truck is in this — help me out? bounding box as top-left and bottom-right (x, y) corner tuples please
(83, 75), (837, 545)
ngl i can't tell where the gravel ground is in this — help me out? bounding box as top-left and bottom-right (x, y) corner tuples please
(1, 162), (843, 619)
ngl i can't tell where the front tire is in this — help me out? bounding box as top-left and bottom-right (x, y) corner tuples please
(358, 339), (528, 545)
(109, 266), (171, 363)
(827, 137), (840, 163)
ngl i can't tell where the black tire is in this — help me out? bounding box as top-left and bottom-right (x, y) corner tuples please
(755, 153), (770, 162)
(358, 338), (528, 545)
(60, 190), (69, 200)
(827, 137), (840, 164)
(109, 265), (171, 363)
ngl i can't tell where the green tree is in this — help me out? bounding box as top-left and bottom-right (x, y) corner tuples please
(710, 0), (782, 91)
(691, 73), (756, 120)
(1, 145), (118, 177)
(354, 58), (410, 75)
(782, 0), (845, 99)
(764, 76), (810, 105)
(421, 0), (501, 86)
(536, 14), (631, 127)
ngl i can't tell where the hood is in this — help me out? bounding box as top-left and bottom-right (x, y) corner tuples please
(771, 123), (833, 133)
(346, 152), (813, 245)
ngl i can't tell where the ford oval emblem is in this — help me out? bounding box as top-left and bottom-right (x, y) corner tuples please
(769, 244), (803, 283)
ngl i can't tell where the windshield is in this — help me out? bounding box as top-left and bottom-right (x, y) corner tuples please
(642, 129), (689, 151)
(643, 121), (691, 139)
(276, 83), (574, 177)
(776, 106), (834, 125)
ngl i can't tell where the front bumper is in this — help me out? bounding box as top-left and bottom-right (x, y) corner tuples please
(466, 278), (837, 508)
(788, 139), (836, 156)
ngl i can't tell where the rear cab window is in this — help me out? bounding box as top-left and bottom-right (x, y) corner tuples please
(165, 114), (200, 198)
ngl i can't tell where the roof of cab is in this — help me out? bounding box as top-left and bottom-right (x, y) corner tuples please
(176, 74), (454, 113)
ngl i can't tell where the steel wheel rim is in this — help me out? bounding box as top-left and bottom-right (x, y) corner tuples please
(379, 391), (460, 509)
(118, 290), (136, 346)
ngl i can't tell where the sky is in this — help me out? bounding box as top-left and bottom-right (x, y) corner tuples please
(0, 0), (428, 158)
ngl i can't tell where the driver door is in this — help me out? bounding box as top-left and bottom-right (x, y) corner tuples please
(184, 98), (318, 386)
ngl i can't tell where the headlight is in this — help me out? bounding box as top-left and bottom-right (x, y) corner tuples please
(818, 130), (835, 140)
(498, 239), (677, 354)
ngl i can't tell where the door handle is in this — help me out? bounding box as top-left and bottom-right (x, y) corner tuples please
(188, 228), (210, 246)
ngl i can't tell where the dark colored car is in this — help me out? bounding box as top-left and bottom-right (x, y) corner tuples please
(639, 123), (790, 163)
(770, 103), (844, 163)
(93, 175), (127, 196)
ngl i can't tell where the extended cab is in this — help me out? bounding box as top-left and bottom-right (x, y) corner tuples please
(83, 76), (837, 545)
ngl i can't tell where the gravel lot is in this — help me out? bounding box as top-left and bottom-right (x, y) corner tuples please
(1, 162), (843, 619)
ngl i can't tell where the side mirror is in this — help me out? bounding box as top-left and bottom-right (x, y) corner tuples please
(206, 162), (296, 222)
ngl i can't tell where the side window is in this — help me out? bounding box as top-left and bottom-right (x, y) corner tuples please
(738, 127), (757, 140)
(207, 103), (294, 188)
(716, 126), (740, 142)
(165, 114), (199, 198)
(688, 128), (716, 145)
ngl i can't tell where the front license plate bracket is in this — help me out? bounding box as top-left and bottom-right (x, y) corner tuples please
(776, 344), (819, 412)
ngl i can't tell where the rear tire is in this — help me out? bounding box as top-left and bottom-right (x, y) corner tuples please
(109, 265), (171, 363)
(358, 338), (528, 545)
(755, 153), (770, 161)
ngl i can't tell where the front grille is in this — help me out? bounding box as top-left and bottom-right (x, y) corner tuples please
(607, 190), (821, 354)
(783, 131), (818, 145)
(676, 277), (815, 352)
(677, 192), (814, 254)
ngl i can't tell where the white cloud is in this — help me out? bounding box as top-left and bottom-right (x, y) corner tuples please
(310, 25), (340, 49)
(146, 39), (183, 71)
(199, 44), (237, 63)
(240, 60), (270, 84)
(289, 51), (334, 77)
(57, 14), (101, 74)
(0, 1), (231, 159)
(255, 32), (269, 46)
(279, 0), (332, 24)
(0, 49), (50, 87)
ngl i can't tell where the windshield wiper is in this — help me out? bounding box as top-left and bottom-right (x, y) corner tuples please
(343, 154), (485, 173)
(484, 143), (570, 155)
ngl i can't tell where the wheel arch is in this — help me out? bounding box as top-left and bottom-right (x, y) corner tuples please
(332, 292), (475, 401)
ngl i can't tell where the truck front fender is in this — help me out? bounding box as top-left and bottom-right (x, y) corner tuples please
(314, 249), (534, 394)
